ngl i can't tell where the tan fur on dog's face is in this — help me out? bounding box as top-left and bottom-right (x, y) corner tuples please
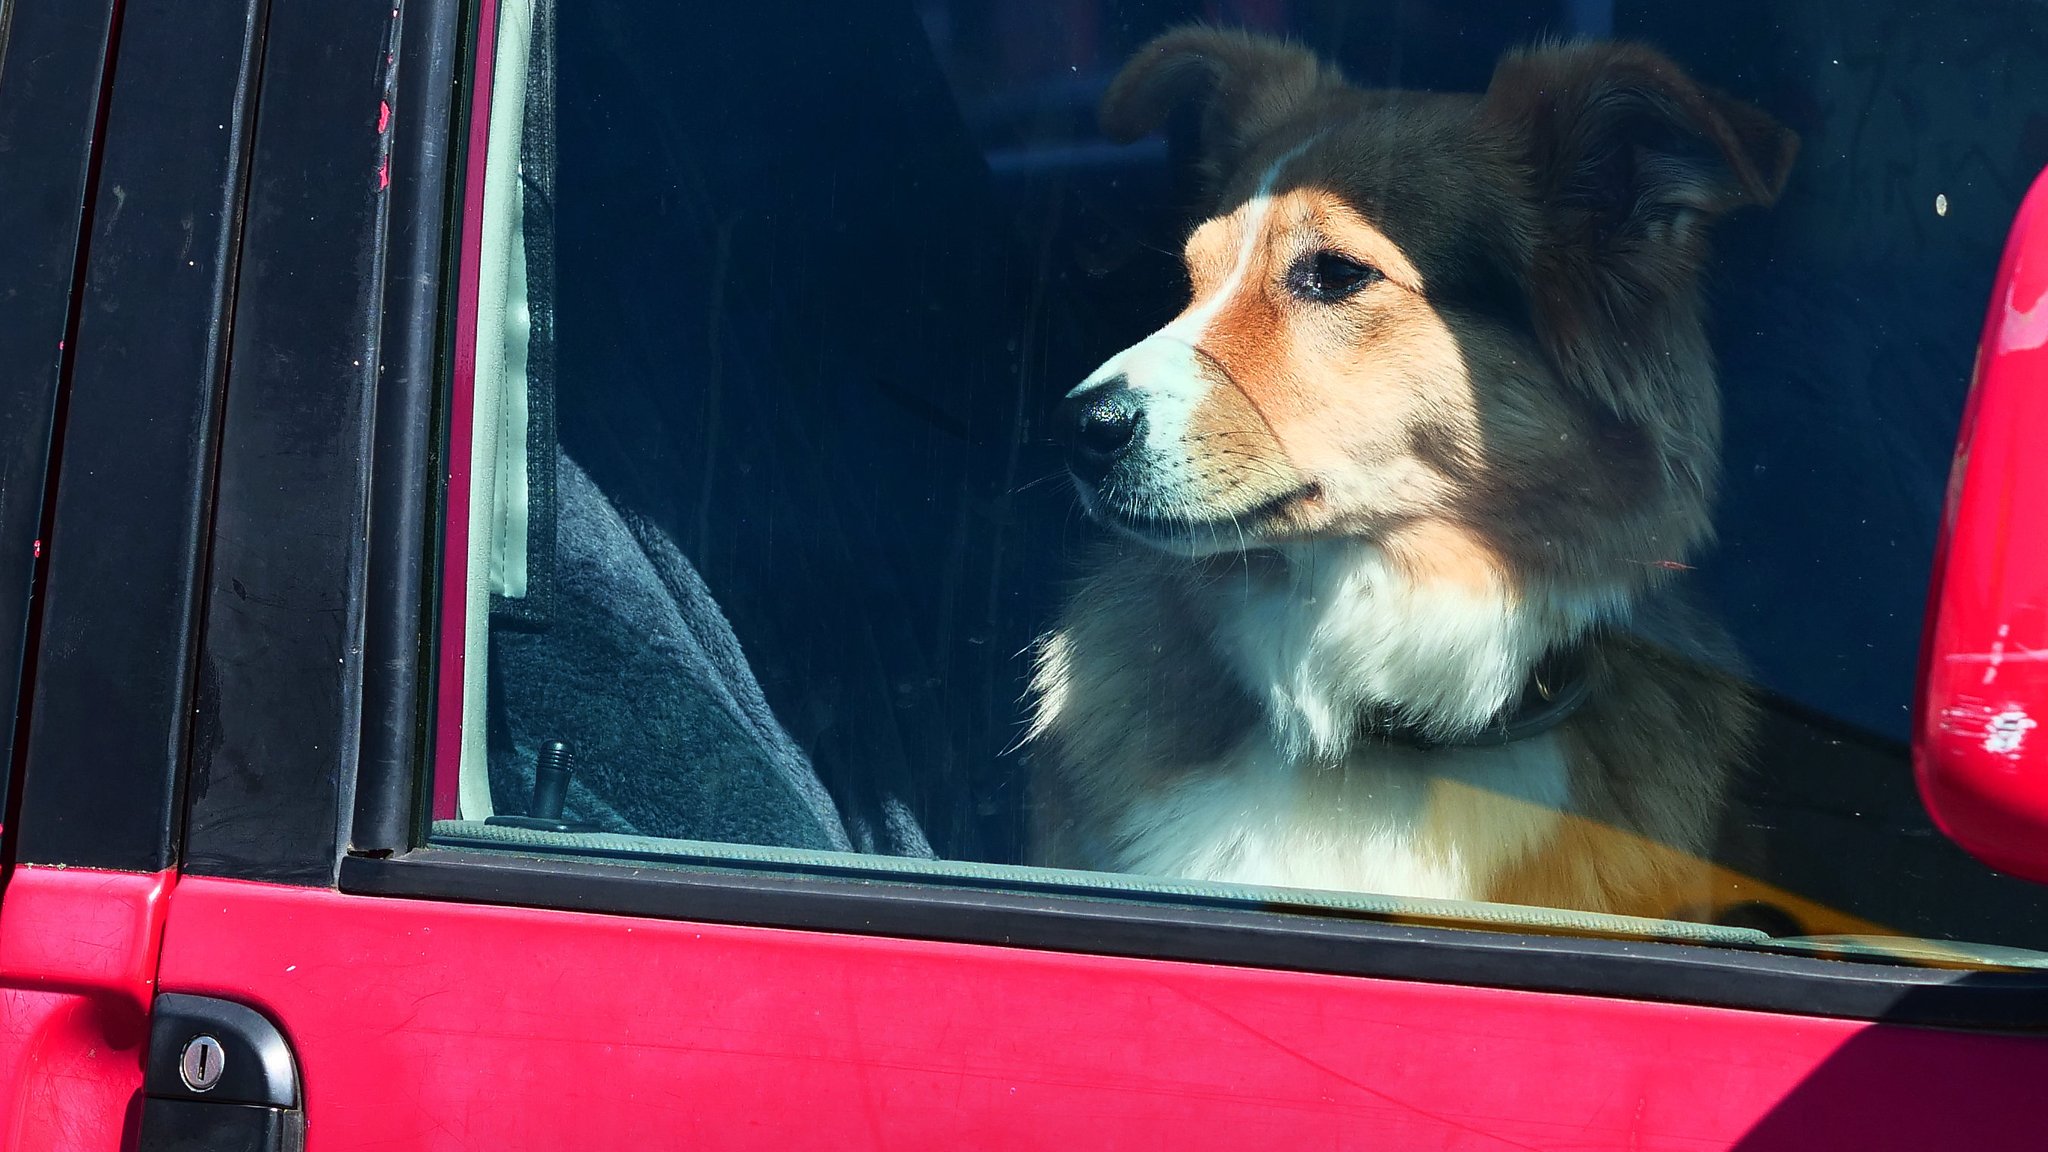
(1164, 185), (1466, 535)
(1075, 138), (1508, 546)
(1063, 30), (1797, 603)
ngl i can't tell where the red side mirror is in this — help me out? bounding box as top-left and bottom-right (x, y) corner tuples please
(1916, 165), (2048, 884)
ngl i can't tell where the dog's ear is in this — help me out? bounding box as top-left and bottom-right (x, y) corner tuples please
(1482, 42), (1796, 412)
(1483, 41), (1797, 273)
(1101, 26), (1338, 183)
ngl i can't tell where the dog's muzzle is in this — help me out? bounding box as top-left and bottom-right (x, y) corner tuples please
(1056, 375), (1144, 485)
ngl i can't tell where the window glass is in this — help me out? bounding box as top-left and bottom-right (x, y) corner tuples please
(432, 0), (2048, 966)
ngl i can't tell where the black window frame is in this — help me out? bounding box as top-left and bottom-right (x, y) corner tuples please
(0, 0), (123, 860)
(4, 0), (266, 877)
(172, 0), (2048, 1031)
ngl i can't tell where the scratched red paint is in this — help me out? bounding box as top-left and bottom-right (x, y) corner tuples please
(1917, 162), (2048, 883)
(31, 539), (40, 558)
(378, 100), (390, 133)
(152, 876), (2048, 1150)
(0, 868), (175, 1152)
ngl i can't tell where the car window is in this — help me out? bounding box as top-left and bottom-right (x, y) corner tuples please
(428, 0), (2048, 966)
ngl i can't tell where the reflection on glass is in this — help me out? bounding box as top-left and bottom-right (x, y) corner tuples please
(439, 0), (2048, 968)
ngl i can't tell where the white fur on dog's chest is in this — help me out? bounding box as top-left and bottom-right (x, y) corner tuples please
(1110, 731), (1572, 900)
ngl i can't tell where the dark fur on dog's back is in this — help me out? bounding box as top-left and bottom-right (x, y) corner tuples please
(1025, 29), (1792, 917)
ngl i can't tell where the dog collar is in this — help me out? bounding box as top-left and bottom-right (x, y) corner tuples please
(1365, 646), (1592, 751)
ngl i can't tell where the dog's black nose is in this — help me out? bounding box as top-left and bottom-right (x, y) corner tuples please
(1058, 379), (1143, 483)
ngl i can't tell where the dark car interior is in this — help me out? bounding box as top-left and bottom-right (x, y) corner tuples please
(462, 0), (2048, 951)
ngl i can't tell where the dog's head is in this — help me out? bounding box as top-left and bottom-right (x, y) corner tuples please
(1059, 28), (1795, 598)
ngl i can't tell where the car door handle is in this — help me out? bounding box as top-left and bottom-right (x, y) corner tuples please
(137, 993), (304, 1152)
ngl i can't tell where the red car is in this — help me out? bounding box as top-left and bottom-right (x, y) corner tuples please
(5, 1), (2048, 1148)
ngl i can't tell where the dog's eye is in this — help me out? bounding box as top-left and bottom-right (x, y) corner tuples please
(1291, 251), (1382, 302)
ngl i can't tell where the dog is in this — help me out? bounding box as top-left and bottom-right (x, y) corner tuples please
(1024, 28), (1796, 919)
